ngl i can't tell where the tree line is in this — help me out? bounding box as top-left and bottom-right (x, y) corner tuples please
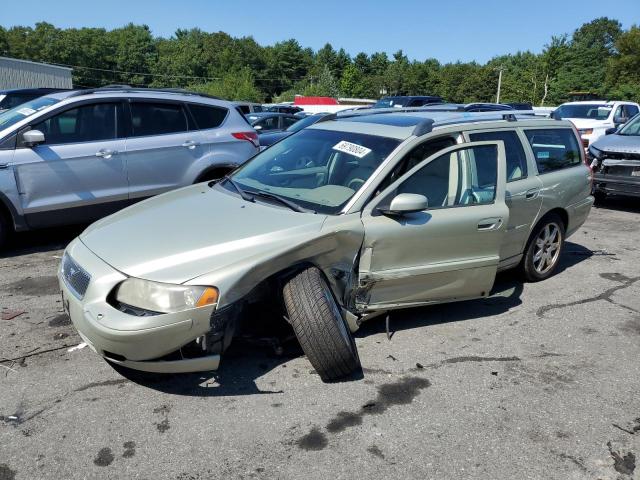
(0, 17), (638, 105)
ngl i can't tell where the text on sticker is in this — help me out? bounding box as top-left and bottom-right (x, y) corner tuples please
(332, 141), (372, 158)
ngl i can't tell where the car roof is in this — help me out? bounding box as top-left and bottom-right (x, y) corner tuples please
(0, 87), (67, 94)
(247, 112), (295, 118)
(37, 87), (236, 108)
(308, 108), (571, 140)
(560, 100), (637, 106)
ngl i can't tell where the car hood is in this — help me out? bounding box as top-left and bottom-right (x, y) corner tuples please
(592, 134), (640, 154)
(258, 131), (290, 147)
(80, 184), (327, 284)
(564, 118), (608, 129)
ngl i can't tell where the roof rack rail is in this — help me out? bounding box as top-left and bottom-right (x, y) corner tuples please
(68, 86), (221, 100)
(503, 113), (517, 122)
(413, 119), (434, 136)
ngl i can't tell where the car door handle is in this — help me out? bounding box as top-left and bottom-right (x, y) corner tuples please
(181, 140), (200, 149)
(95, 149), (117, 159)
(477, 217), (503, 231)
(525, 188), (540, 199)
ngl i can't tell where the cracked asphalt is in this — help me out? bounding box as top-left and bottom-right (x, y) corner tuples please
(1, 197), (639, 480)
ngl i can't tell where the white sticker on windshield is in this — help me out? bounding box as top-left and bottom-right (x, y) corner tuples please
(332, 140), (372, 158)
(17, 107), (36, 116)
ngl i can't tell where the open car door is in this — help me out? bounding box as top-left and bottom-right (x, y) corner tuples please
(357, 141), (509, 311)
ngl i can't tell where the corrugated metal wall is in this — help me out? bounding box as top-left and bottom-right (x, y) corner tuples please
(0, 57), (73, 89)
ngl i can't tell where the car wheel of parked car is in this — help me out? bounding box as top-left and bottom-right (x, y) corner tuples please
(283, 267), (361, 382)
(0, 210), (9, 248)
(593, 190), (607, 204)
(521, 213), (565, 282)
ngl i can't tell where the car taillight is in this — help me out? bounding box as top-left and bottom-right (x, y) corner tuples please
(232, 131), (259, 148)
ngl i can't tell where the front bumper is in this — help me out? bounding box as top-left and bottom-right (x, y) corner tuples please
(594, 173), (640, 197)
(59, 238), (220, 373)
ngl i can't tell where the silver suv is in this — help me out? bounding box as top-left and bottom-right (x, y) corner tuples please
(59, 109), (594, 381)
(0, 87), (259, 246)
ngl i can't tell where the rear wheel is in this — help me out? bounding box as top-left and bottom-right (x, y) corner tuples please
(283, 267), (360, 382)
(521, 213), (565, 282)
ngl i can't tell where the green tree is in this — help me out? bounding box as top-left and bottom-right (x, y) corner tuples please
(304, 64), (339, 97)
(606, 25), (640, 102)
(190, 67), (263, 102)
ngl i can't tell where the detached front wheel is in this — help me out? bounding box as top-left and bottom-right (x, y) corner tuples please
(283, 267), (360, 382)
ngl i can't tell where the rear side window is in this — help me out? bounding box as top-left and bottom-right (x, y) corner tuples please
(33, 103), (122, 145)
(237, 105), (250, 114)
(130, 102), (188, 137)
(524, 129), (581, 174)
(188, 104), (227, 130)
(469, 130), (527, 181)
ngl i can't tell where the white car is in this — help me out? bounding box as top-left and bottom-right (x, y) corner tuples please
(552, 101), (640, 147)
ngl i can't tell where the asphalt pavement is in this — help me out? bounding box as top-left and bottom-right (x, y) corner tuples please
(1, 198), (639, 480)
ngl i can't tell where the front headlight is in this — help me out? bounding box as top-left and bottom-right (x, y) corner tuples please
(588, 145), (602, 159)
(114, 278), (218, 314)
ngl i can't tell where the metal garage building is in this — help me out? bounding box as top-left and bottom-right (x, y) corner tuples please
(0, 57), (73, 89)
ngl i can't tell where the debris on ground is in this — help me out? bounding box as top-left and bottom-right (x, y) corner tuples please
(1, 310), (26, 321)
(67, 342), (87, 353)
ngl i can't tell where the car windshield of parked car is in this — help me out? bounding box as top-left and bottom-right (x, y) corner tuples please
(229, 128), (400, 214)
(554, 104), (611, 120)
(617, 115), (640, 136)
(0, 96), (59, 131)
(372, 97), (406, 109)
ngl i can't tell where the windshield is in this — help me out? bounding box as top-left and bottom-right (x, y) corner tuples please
(372, 97), (406, 109)
(0, 96), (59, 131)
(618, 114), (640, 136)
(229, 128), (401, 214)
(286, 115), (321, 133)
(554, 104), (611, 120)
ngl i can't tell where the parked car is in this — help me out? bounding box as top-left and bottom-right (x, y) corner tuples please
(233, 101), (263, 114)
(372, 95), (443, 108)
(59, 109), (593, 381)
(247, 112), (300, 133)
(552, 100), (640, 148)
(263, 104), (303, 114)
(424, 103), (515, 112)
(0, 88), (68, 113)
(0, 86), (259, 247)
(258, 113), (331, 148)
(589, 113), (640, 201)
(506, 102), (533, 111)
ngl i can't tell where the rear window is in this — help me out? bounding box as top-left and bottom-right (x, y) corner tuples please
(130, 102), (188, 137)
(188, 104), (227, 130)
(524, 129), (581, 174)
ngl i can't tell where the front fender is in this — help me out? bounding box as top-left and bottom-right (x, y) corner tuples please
(186, 213), (365, 312)
(0, 167), (26, 231)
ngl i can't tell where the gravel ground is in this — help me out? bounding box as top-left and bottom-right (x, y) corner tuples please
(1, 198), (639, 480)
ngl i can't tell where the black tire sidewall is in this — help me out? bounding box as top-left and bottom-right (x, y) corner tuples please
(283, 267), (360, 382)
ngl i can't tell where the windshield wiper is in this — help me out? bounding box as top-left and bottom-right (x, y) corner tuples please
(251, 190), (315, 213)
(221, 175), (255, 202)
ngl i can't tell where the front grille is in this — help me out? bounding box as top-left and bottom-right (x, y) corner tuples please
(61, 253), (91, 299)
(603, 151), (640, 161)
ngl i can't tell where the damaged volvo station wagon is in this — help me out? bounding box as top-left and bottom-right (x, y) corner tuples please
(59, 109), (594, 382)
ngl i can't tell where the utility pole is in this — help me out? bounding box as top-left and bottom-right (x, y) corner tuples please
(495, 67), (505, 104)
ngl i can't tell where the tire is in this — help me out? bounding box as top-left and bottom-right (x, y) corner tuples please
(521, 213), (565, 282)
(0, 210), (10, 250)
(593, 190), (607, 204)
(283, 267), (361, 382)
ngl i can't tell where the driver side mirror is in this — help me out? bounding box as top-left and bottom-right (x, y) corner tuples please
(22, 129), (45, 147)
(605, 127), (617, 135)
(613, 115), (628, 126)
(379, 193), (428, 216)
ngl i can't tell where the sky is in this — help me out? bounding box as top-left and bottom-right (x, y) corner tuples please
(2, 0), (639, 64)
